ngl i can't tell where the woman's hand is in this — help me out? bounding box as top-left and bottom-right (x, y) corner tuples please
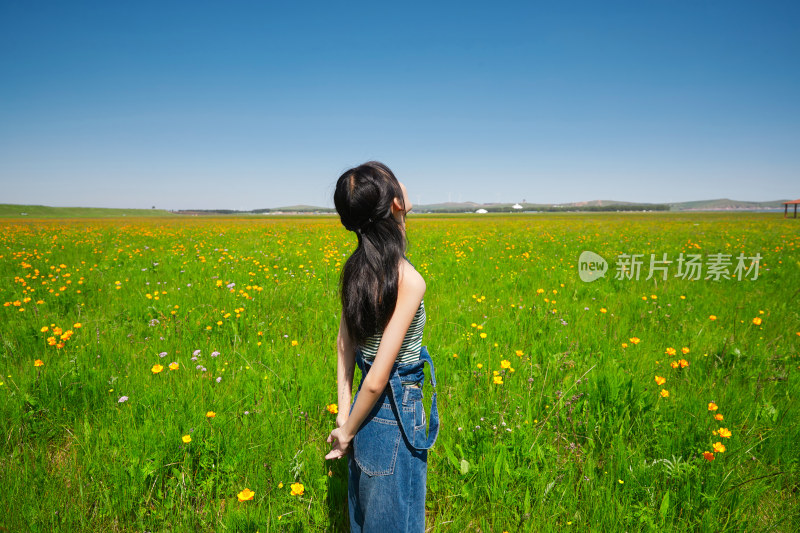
(325, 426), (354, 460)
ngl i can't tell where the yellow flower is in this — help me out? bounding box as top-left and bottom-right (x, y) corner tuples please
(629, 337), (640, 345)
(752, 317), (762, 326)
(713, 441), (726, 453)
(206, 411), (216, 418)
(182, 434), (191, 443)
(660, 389), (669, 398)
(73, 323), (82, 328)
(621, 343), (628, 348)
(670, 361), (679, 369)
(40, 326), (49, 333)
(600, 308), (607, 313)
(151, 364), (164, 374)
(493, 376), (503, 385)
(237, 488), (255, 502)
(291, 340), (298, 346)
(709, 315), (717, 321)
(618, 479), (624, 484)
(714, 413), (723, 421)
(708, 402), (718, 411)
(500, 359), (511, 369)
(290, 482), (304, 496)
(681, 347), (690, 354)
(34, 359), (44, 367)
(476, 363), (483, 369)
(654, 375), (666, 386)
(326, 403), (338, 414)
(718, 427), (732, 438)
(278, 482), (283, 488)
(169, 362), (179, 371)
(515, 350), (524, 356)
(480, 332), (487, 339)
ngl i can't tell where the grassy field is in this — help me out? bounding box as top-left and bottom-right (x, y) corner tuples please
(0, 212), (798, 532)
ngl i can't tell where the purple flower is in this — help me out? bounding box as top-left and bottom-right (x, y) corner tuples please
(191, 356), (198, 361)
(211, 351), (220, 357)
(159, 352), (167, 358)
(216, 376), (222, 383)
(193, 349), (201, 356)
(226, 282), (235, 289)
(118, 396), (129, 403)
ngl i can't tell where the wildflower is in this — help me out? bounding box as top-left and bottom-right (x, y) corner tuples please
(600, 308), (607, 313)
(752, 317), (762, 326)
(714, 413), (723, 421)
(665, 347), (677, 356)
(40, 326), (49, 332)
(679, 359), (689, 368)
(480, 333), (487, 338)
(681, 347), (690, 354)
(718, 427), (732, 438)
(34, 359), (44, 367)
(629, 337), (640, 345)
(206, 411), (216, 418)
(500, 360), (511, 369)
(515, 350), (524, 356)
(703, 451), (715, 461)
(709, 315), (717, 321)
(654, 376), (666, 386)
(621, 343), (628, 348)
(151, 364), (164, 374)
(476, 363), (483, 369)
(493, 376), (504, 385)
(118, 396), (129, 403)
(291, 340), (298, 346)
(237, 488), (255, 502)
(713, 441), (726, 453)
(660, 389), (669, 398)
(168, 362), (179, 371)
(211, 351), (220, 357)
(182, 434), (191, 443)
(618, 479), (624, 484)
(290, 482), (304, 496)
(452, 353), (458, 358)
(326, 403), (338, 414)
(216, 376), (222, 383)
(708, 402), (718, 411)
(278, 482), (284, 489)
(670, 361), (679, 369)
(159, 351), (167, 358)
(193, 349), (201, 356)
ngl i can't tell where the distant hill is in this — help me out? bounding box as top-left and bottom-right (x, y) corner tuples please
(0, 204), (175, 218)
(669, 198), (789, 211)
(414, 198), (790, 213)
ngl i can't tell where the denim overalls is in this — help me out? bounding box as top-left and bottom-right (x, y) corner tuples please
(348, 346), (439, 533)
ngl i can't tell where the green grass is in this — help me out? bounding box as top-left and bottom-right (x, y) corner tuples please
(0, 204), (176, 218)
(0, 212), (798, 532)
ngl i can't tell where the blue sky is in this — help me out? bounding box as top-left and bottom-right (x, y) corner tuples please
(1, 1), (798, 210)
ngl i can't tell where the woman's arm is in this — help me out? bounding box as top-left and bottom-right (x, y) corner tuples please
(335, 314), (355, 429)
(325, 262), (426, 460)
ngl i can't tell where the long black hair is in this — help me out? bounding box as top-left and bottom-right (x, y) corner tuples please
(334, 161), (407, 344)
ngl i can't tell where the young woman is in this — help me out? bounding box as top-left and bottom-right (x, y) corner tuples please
(325, 162), (439, 532)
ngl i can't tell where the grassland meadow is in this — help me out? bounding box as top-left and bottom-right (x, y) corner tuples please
(0, 212), (798, 532)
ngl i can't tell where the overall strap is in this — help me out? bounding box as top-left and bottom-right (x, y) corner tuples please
(386, 347), (439, 450)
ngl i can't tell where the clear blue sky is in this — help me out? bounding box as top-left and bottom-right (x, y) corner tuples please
(1, 1), (798, 210)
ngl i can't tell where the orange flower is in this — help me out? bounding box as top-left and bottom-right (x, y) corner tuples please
(291, 340), (298, 346)
(34, 359), (44, 367)
(679, 359), (689, 368)
(718, 427), (732, 438)
(206, 411), (216, 418)
(713, 441), (726, 453)
(500, 359), (511, 369)
(600, 308), (607, 313)
(709, 315), (717, 321)
(752, 317), (762, 326)
(654, 375), (666, 386)
(665, 347), (676, 356)
(326, 403), (338, 414)
(660, 389), (669, 398)
(151, 364), (164, 374)
(237, 488), (255, 502)
(703, 451), (715, 461)
(290, 482), (305, 496)
(714, 413), (723, 421)
(629, 337), (640, 345)
(670, 361), (679, 369)
(681, 347), (690, 355)
(708, 402), (718, 411)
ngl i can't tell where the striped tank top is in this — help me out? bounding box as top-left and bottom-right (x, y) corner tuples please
(358, 299), (426, 365)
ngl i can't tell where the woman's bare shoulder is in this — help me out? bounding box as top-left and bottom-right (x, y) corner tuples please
(399, 259), (426, 296)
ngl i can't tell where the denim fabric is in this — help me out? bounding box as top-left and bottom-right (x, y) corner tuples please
(348, 347), (439, 533)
